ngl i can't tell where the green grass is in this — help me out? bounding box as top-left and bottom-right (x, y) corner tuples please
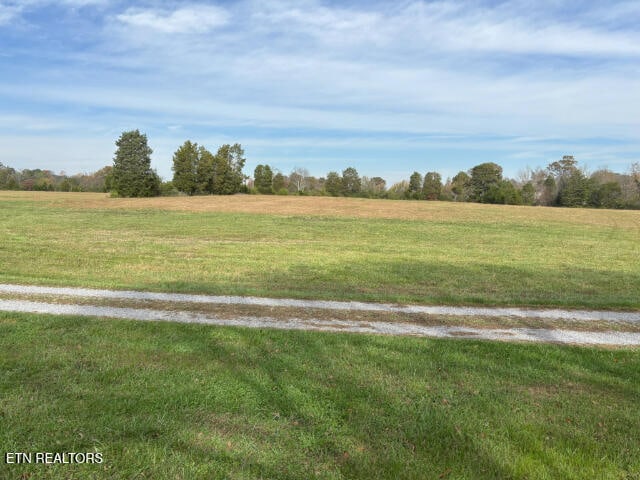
(0, 196), (638, 309)
(2, 194), (639, 478)
(1, 312), (639, 479)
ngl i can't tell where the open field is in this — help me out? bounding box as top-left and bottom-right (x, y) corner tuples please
(2, 312), (640, 479)
(2, 190), (639, 226)
(0, 191), (638, 309)
(2, 192), (639, 478)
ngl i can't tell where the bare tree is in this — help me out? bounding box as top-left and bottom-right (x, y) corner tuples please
(289, 167), (309, 193)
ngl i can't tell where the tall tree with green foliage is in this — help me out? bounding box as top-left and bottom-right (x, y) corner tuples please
(172, 140), (200, 195)
(211, 144), (246, 194)
(361, 176), (386, 197)
(546, 155), (579, 205)
(422, 172), (442, 200)
(590, 182), (622, 209)
(558, 170), (591, 207)
(196, 147), (215, 194)
(469, 162), (502, 202)
(254, 164), (274, 194)
(451, 172), (471, 202)
(341, 167), (361, 196)
(484, 180), (522, 204)
(0, 163), (19, 190)
(272, 172), (287, 192)
(451, 171), (470, 202)
(111, 130), (160, 197)
(408, 171), (423, 199)
(325, 171), (342, 196)
(520, 182), (535, 205)
(547, 155), (578, 180)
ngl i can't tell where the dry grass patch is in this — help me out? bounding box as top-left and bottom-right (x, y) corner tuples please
(2, 190), (639, 230)
(2, 191), (638, 309)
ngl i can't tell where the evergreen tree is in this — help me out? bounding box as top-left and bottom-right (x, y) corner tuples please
(325, 171), (342, 196)
(212, 144), (246, 194)
(172, 140), (199, 195)
(484, 180), (522, 204)
(408, 171), (423, 199)
(196, 147), (215, 194)
(521, 182), (535, 205)
(422, 172), (442, 200)
(546, 155), (578, 205)
(341, 167), (361, 196)
(272, 172), (287, 192)
(590, 182), (622, 209)
(111, 130), (160, 197)
(451, 171), (470, 201)
(469, 162), (502, 202)
(254, 164), (273, 194)
(558, 170), (591, 207)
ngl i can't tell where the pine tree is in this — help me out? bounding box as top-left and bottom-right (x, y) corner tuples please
(172, 141), (199, 195)
(409, 172), (423, 199)
(422, 172), (442, 200)
(212, 144), (246, 194)
(324, 171), (342, 196)
(111, 130), (160, 197)
(196, 147), (215, 194)
(341, 167), (361, 196)
(254, 164), (273, 194)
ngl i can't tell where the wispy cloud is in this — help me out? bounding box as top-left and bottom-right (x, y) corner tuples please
(116, 5), (229, 34)
(246, 0), (640, 57)
(1, 0), (639, 179)
(0, 3), (22, 25)
(0, 0), (108, 26)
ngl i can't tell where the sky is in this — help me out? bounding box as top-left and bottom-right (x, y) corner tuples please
(1, 0), (639, 183)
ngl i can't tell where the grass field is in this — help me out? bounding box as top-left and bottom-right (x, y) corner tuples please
(2, 192), (639, 479)
(2, 312), (640, 480)
(0, 191), (638, 309)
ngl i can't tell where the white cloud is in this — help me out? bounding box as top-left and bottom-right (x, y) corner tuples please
(3, 0), (640, 177)
(57, 0), (109, 5)
(0, 3), (22, 25)
(117, 5), (229, 34)
(247, 0), (640, 57)
(0, 0), (108, 26)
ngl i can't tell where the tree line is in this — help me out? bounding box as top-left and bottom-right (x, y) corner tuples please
(248, 157), (640, 209)
(0, 163), (112, 192)
(2, 130), (639, 209)
(107, 130), (248, 197)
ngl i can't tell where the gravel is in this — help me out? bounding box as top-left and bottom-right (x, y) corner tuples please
(2, 297), (640, 346)
(1, 283), (639, 323)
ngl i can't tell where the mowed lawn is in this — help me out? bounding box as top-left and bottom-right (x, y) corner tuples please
(0, 191), (638, 309)
(1, 312), (639, 479)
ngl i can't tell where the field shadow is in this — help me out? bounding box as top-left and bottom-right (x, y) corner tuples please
(152, 258), (640, 310)
(3, 315), (640, 478)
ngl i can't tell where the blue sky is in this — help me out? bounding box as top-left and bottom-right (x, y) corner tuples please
(1, 0), (639, 183)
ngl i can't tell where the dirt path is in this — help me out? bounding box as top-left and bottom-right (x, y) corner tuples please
(1, 283), (639, 346)
(1, 284), (639, 322)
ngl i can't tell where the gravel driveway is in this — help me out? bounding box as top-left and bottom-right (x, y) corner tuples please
(1, 283), (639, 346)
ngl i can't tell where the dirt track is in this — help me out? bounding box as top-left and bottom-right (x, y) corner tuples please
(1, 283), (639, 346)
